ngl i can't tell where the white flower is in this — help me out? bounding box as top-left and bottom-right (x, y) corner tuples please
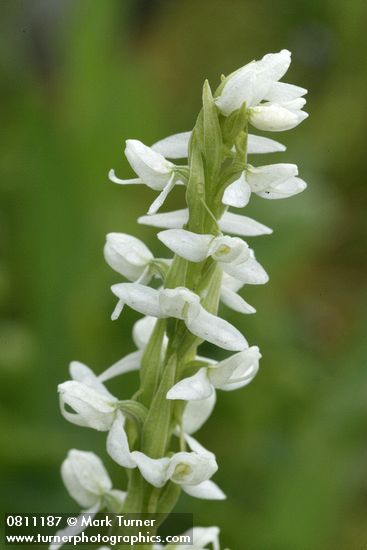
(152, 130), (285, 157)
(154, 526), (220, 550)
(214, 49), (308, 131)
(104, 233), (154, 283)
(131, 436), (225, 500)
(49, 450), (126, 550)
(220, 272), (255, 314)
(167, 347), (260, 401)
(223, 163), (307, 207)
(111, 284), (248, 351)
(139, 209), (272, 237)
(215, 50), (292, 114)
(131, 451), (216, 488)
(58, 353), (143, 430)
(58, 361), (146, 468)
(109, 139), (185, 214)
(157, 230), (268, 284)
(61, 449), (122, 509)
(58, 380), (119, 431)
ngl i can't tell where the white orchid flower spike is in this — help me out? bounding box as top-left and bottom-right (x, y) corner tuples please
(167, 347), (260, 401)
(111, 283), (248, 351)
(109, 139), (186, 215)
(158, 229), (268, 284)
(54, 49), (309, 548)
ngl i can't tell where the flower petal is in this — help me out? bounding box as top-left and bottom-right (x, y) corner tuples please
(158, 229), (213, 262)
(250, 104), (308, 132)
(222, 173), (251, 208)
(208, 348), (259, 389)
(130, 451), (170, 488)
(247, 134), (286, 154)
(132, 316), (157, 348)
(256, 176), (307, 199)
(106, 411), (136, 468)
(184, 434), (215, 457)
(183, 480), (226, 500)
(220, 285), (256, 314)
(265, 81), (307, 102)
(215, 66), (256, 115)
(223, 253), (269, 285)
(218, 346), (261, 391)
(138, 209), (189, 229)
(247, 163), (298, 192)
(167, 368), (213, 401)
(255, 49), (291, 85)
(151, 131), (191, 159)
(111, 283), (163, 318)
(187, 306), (248, 351)
(219, 211), (272, 236)
(69, 361), (114, 398)
(98, 351), (142, 383)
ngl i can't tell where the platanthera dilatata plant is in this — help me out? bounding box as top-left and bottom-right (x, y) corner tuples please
(53, 50), (308, 550)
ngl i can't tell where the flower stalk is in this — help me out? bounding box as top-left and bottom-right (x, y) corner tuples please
(52, 49), (308, 550)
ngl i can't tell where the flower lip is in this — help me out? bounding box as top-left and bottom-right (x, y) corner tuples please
(166, 451), (218, 486)
(209, 236), (250, 264)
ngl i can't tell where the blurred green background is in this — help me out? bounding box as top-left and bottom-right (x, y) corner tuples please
(1, 1), (367, 548)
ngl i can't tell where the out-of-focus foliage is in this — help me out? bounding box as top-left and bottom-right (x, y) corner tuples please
(1, 1), (367, 548)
